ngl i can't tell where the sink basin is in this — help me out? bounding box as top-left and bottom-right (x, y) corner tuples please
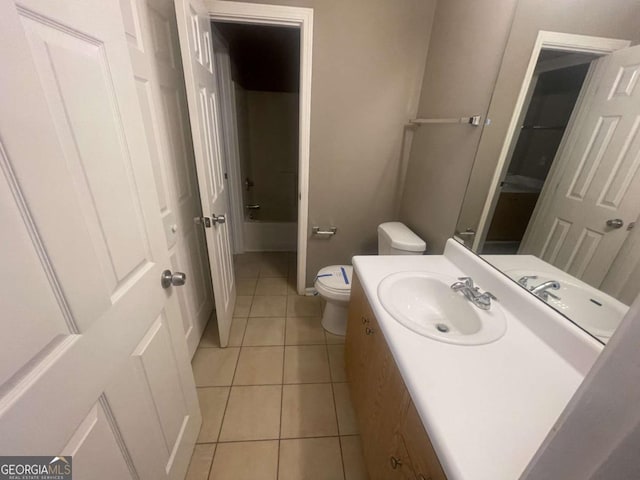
(377, 271), (507, 345)
(505, 269), (628, 341)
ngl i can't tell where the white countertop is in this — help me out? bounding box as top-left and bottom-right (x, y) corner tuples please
(352, 240), (602, 480)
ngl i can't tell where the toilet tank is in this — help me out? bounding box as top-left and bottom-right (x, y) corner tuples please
(377, 222), (426, 255)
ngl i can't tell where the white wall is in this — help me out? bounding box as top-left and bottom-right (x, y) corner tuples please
(227, 0), (437, 284)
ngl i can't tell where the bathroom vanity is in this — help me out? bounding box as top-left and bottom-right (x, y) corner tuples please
(346, 273), (447, 480)
(345, 239), (603, 480)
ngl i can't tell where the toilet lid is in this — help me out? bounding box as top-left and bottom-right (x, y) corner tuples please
(315, 265), (353, 292)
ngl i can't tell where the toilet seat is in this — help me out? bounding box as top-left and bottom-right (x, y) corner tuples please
(315, 265), (352, 301)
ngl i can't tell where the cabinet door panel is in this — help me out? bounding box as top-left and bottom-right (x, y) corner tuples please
(367, 313), (410, 480)
(403, 398), (447, 480)
(345, 272), (447, 480)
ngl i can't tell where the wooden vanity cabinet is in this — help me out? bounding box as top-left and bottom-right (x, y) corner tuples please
(345, 273), (447, 480)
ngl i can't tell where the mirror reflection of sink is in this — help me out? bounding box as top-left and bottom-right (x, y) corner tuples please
(377, 272), (507, 345)
(505, 269), (628, 341)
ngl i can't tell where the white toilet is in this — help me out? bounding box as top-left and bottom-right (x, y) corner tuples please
(315, 222), (426, 335)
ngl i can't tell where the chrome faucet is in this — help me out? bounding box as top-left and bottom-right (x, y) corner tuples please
(517, 275), (538, 288)
(530, 280), (561, 301)
(450, 277), (497, 311)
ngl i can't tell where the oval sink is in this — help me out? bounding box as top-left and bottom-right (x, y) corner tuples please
(377, 271), (507, 345)
(505, 269), (628, 340)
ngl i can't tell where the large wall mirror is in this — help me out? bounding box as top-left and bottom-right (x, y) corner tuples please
(455, 4), (640, 344)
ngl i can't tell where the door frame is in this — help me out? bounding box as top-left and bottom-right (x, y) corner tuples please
(473, 31), (630, 252)
(205, 0), (313, 295)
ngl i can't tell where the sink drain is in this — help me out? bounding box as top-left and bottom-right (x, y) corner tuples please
(436, 323), (450, 333)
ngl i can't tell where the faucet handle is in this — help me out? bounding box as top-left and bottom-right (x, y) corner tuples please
(518, 275), (538, 287)
(482, 291), (497, 300)
(457, 276), (474, 288)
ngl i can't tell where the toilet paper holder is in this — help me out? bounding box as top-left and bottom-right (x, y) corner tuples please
(312, 226), (337, 238)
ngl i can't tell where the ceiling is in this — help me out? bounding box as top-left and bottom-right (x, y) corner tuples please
(213, 22), (300, 93)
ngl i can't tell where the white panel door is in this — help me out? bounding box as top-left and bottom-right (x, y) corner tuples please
(122, 0), (214, 358)
(522, 45), (640, 288)
(0, 1), (200, 479)
(175, 0), (236, 347)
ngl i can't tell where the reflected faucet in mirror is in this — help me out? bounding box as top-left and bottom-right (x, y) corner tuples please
(530, 280), (561, 301)
(454, 29), (640, 344)
(518, 275), (561, 300)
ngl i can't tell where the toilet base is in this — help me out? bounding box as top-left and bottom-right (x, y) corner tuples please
(320, 300), (348, 336)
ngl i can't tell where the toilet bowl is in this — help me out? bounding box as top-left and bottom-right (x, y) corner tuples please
(314, 222), (425, 336)
(315, 265), (353, 335)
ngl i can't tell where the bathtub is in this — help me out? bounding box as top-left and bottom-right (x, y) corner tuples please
(243, 220), (296, 251)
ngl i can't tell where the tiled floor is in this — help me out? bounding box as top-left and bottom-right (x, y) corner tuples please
(185, 252), (369, 480)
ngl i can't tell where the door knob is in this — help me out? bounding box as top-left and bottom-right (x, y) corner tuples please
(161, 270), (187, 289)
(212, 214), (226, 224)
(606, 218), (624, 229)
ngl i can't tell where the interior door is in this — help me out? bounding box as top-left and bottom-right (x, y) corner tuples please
(521, 44), (640, 288)
(175, 0), (236, 347)
(0, 1), (200, 479)
(123, 0), (214, 357)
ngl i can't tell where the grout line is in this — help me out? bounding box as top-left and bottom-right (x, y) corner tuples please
(338, 436), (348, 480)
(198, 434), (352, 445)
(278, 320), (287, 480)
(325, 328), (348, 480)
(202, 380), (340, 388)
(206, 442), (216, 478)
(214, 278), (248, 444)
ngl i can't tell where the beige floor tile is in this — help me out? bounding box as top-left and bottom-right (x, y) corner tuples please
(284, 345), (331, 384)
(186, 443), (216, 479)
(325, 331), (346, 344)
(340, 436), (369, 480)
(250, 295), (287, 317)
(285, 316), (326, 345)
(262, 251), (290, 263)
(234, 296), (253, 317)
(243, 317), (286, 346)
(259, 258), (288, 277)
(219, 385), (281, 441)
(198, 317), (220, 348)
(234, 346), (284, 385)
(209, 440), (278, 480)
(287, 295), (322, 317)
(278, 437), (344, 480)
(234, 252), (263, 265)
(281, 383), (338, 438)
(237, 277), (258, 296)
(327, 344), (347, 382)
(286, 275), (298, 295)
(255, 277), (289, 295)
(197, 387), (229, 443)
(228, 317), (248, 347)
(235, 262), (261, 278)
(288, 261), (297, 279)
(192, 347), (239, 387)
(185, 444), (216, 480)
(333, 383), (359, 435)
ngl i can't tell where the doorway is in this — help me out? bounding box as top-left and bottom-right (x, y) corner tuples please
(474, 32), (632, 255)
(213, 22), (300, 254)
(207, 2), (313, 296)
(482, 51), (596, 254)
